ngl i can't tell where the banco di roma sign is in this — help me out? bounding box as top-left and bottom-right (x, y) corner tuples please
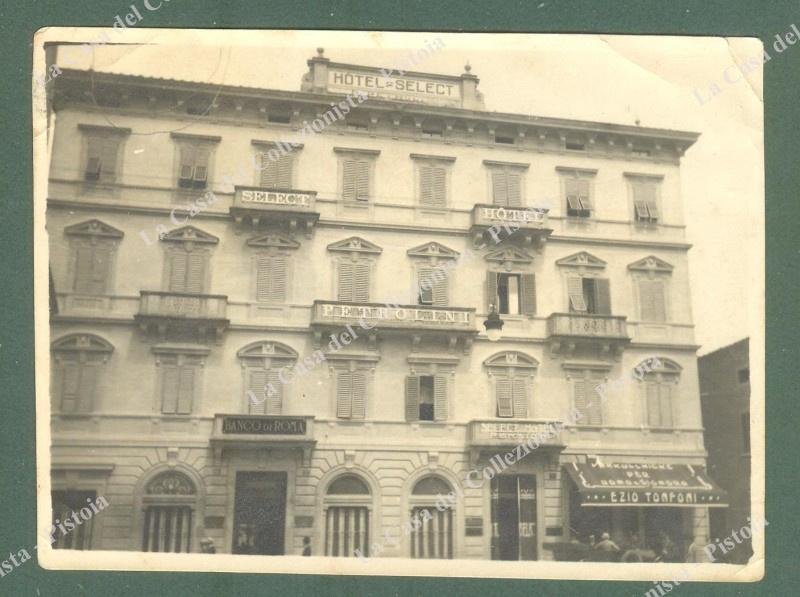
(222, 416), (307, 435)
(327, 69), (461, 107)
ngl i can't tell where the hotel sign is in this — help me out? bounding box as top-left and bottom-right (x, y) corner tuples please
(317, 302), (473, 328)
(327, 68), (461, 107)
(472, 204), (548, 230)
(240, 189), (313, 209)
(222, 416), (307, 435)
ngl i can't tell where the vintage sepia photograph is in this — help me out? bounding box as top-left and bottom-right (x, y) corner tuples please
(32, 28), (765, 581)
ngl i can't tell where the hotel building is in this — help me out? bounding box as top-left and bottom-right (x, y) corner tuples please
(46, 48), (727, 559)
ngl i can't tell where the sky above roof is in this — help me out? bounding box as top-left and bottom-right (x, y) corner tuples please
(54, 30), (764, 355)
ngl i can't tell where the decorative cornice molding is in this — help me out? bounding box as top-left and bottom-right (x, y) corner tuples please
(627, 255), (674, 273)
(237, 341), (298, 360)
(406, 241), (459, 259)
(556, 251), (607, 269)
(484, 246), (534, 265)
(333, 146), (381, 156)
(483, 351), (539, 369)
(409, 153), (457, 163)
(482, 159), (530, 170)
(170, 132), (222, 144)
(246, 232), (301, 250)
(64, 219), (124, 239)
(159, 225), (219, 244)
(327, 236), (383, 254)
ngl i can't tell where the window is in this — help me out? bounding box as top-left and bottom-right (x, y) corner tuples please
(645, 382), (673, 428)
(142, 471), (197, 553)
(342, 159), (371, 201)
(238, 341), (298, 415)
(630, 178), (659, 223)
(255, 253), (288, 303)
(167, 249), (207, 293)
(51, 334), (113, 414)
(572, 374), (603, 425)
(405, 374), (447, 422)
(51, 490), (96, 549)
(565, 138), (585, 151)
(565, 177), (592, 218)
(158, 354), (202, 415)
(566, 276), (611, 314)
(336, 370), (367, 419)
(738, 368), (750, 384)
(267, 112), (291, 124)
(494, 133), (515, 145)
(418, 265), (448, 306)
(419, 164), (447, 208)
(638, 279), (667, 322)
(80, 125), (129, 183)
(409, 476), (454, 559)
(337, 260), (370, 302)
(741, 411), (750, 453)
(258, 150), (294, 189)
(491, 169), (523, 206)
(487, 272), (536, 316)
(324, 475), (371, 557)
(177, 144), (211, 189)
(636, 358), (681, 429)
(484, 352), (538, 419)
(65, 219), (124, 296)
(496, 377), (528, 418)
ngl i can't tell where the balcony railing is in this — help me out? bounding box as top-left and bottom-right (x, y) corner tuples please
(230, 186), (319, 236)
(135, 291), (229, 342)
(546, 312), (630, 357)
(470, 204), (552, 247)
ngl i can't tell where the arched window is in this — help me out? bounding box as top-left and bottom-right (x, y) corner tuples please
(484, 352), (538, 419)
(409, 476), (453, 559)
(141, 470), (197, 553)
(635, 357), (681, 429)
(51, 334), (113, 414)
(237, 341), (298, 415)
(323, 474), (371, 557)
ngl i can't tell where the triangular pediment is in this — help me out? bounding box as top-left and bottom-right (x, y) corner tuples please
(327, 236), (383, 254)
(627, 255), (674, 273)
(406, 242), (459, 259)
(64, 219), (124, 239)
(484, 247), (534, 265)
(556, 251), (606, 269)
(247, 232), (300, 250)
(160, 226), (219, 244)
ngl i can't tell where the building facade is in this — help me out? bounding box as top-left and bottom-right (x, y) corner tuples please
(699, 338), (751, 564)
(46, 49), (727, 560)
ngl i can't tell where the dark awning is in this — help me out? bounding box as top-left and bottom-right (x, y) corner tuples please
(564, 461), (728, 508)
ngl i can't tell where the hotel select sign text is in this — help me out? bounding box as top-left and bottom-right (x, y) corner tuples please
(327, 68), (462, 107)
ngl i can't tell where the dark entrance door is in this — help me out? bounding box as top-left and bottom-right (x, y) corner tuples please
(232, 472), (287, 555)
(490, 474), (537, 560)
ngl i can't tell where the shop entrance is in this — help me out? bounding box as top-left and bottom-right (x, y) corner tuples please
(490, 475), (537, 560)
(232, 472), (287, 555)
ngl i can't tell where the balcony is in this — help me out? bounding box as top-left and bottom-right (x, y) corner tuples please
(135, 291), (229, 343)
(466, 419), (565, 465)
(210, 414), (316, 463)
(546, 312), (630, 358)
(230, 186), (319, 237)
(310, 300), (477, 354)
(469, 204), (553, 248)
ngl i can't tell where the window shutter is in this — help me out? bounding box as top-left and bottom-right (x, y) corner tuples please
(594, 278), (611, 315)
(248, 369), (267, 415)
(60, 361), (80, 412)
(432, 167), (446, 207)
(90, 246), (110, 294)
(342, 160), (357, 201)
(176, 365), (195, 414)
(336, 371), (352, 418)
(351, 371), (367, 419)
(269, 254), (288, 303)
(433, 375), (447, 421)
(587, 382), (603, 425)
(520, 274), (536, 316)
(633, 181), (657, 221)
(573, 378), (587, 421)
(161, 364), (180, 414)
(185, 252), (205, 294)
(179, 146), (196, 187)
(355, 161), (370, 201)
(353, 261), (370, 302)
(405, 375), (420, 421)
(486, 271), (499, 311)
(491, 171), (507, 205)
(192, 147), (209, 189)
(419, 165), (434, 206)
(432, 270), (448, 307)
(74, 246), (95, 293)
(100, 137), (119, 180)
(506, 172), (522, 207)
(337, 261), (354, 302)
(266, 369), (282, 415)
(511, 378), (528, 418)
(260, 153), (277, 188)
(418, 266), (434, 305)
(276, 154), (293, 188)
(639, 280), (666, 322)
(651, 280), (666, 321)
(496, 378), (513, 417)
(659, 384), (673, 427)
(565, 178), (580, 213)
(77, 361), (99, 412)
(169, 251), (188, 292)
(646, 382), (660, 426)
(85, 137), (103, 180)
(567, 276), (587, 312)
(256, 255), (271, 302)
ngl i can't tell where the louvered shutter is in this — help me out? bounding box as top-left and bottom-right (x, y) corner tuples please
(646, 383), (660, 426)
(192, 147), (209, 188)
(351, 371), (367, 419)
(74, 245), (94, 293)
(432, 167), (446, 207)
(90, 246), (110, 294)
(256, 255), (271, 302)
(496, 378), (513, 417)
(567, 276), (587, 312)
(486, 271), (499, 311)
(405, 375), (420, 421)
(639, 279), (666, 321)
(260, 152), (277, 188)
(419, 166), (434, 206)
(659, 384), (673, 427)
(356, 161), (370, 201)
(520, 274), (536, 316)
(185, 252), (205, 294)
(506, 172), (522, 207)
(587, 382), (603, 425)
(161, 363), (180, 414)
(433, 375), (447, 421)
(267, 369), (282, 415)
(337, 261), (354, 302)
(491, 171), (507, 205)
(77, 360), (99, 412)
(512, 378), (528, 418)
(276, 154), (293, 188)
(336, 371), (353, 418)
(633, 181), (657, 221)
(269, 255), (288, 303)
(60, 360), (80, 412)
(342, 160), (357, 201)
(565, 178), (580, 213)
(573, 379), (587, 421)
(418, 266), (434, 304)
(179, 146), (196, 187)
(169, 251), (188, 292)
(176, 365), (195, 414)
(353, 261), (370, 302)
(577, 178), (592, 211)
(432, 270), (448, 307)
(100, 137), (119, 181)
(594, 278), (611, 315)
(248, 369), (267, 414)
(85, 137), (104, 180)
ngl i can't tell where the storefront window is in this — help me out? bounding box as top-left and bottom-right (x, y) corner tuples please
(141, 470), (197, 553)
(409, 476), (453, 559)
(324, 474), (371, 557)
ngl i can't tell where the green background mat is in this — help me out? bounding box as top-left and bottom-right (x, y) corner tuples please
(0, 1), (794, 594)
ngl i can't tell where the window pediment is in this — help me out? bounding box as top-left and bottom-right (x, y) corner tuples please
(406, 242), (459, 260)
(484, 351), (538, 369)
(327, 236), (383, 255)
(635, 356), (681, 375)
(627, 255), (674, 273)
(484, 247), (534, 266)
(64, 219), (124, 239)
(246, 233), (300, 250)
(160, 226), (219, 245)
(51, 333), (114, 353)
(237, 341), (298, 360)
(556, 251), (606, 269)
